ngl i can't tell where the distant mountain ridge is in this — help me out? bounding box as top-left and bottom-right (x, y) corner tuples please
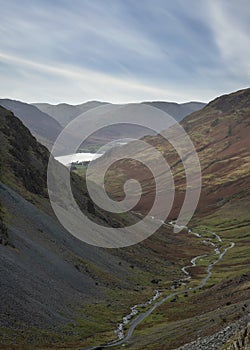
(0, 89), (249, 349)
(0, 98), (205, 155)
(90, 87), (250, 219)
(0, 104), (200, 347)
(33, 100), (205, 152)
(83, 87), (250, 349)
(34, 100), (205, 127)
(143, 101), (206, 122)
(0, 99), (62, 150)
(33, 101), (108, 126)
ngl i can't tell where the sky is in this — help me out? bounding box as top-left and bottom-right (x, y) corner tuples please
(0, 0), (249, 104)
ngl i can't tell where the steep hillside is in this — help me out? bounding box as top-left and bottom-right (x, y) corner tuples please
(33, 102), (84, 126)
(34, 100), (205, 153)
(34, 101), (205, 127)
(34, 101), (108, 127)
(92, 88), (250, 220)
(0, 89), (249, 349)
(76, 100), (109, 115)
(34, 101), (157, 152)
(0, 106), (207, 348)
(143, 101), (206, 122)
(0, 99), (62, 150)
(181, 88), (250, 216)
(0, 105), (49, 200)
(79, 88), (250, 349)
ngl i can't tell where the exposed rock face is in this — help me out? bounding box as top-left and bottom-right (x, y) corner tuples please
(175, 317), (250, 350)
(223, 322), (250, 350)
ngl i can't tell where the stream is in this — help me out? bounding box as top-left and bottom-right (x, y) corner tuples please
(84, 220), (235, 350)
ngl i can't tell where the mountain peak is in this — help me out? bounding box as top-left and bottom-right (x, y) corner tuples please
(207, 87), (250, 113)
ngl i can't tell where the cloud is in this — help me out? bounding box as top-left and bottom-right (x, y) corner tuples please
(0, 51), (195, 103)
(207, 0), (250, 80)
(0, 0), (249, 103)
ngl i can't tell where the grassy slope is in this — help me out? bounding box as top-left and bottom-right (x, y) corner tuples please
(1, 87), (249, 349)
(113, 197), (250, 349)
(88, 88), (250, 220)
(0, 99), (63, 151)
(0, 108), (213, 349)
(77, 88), (250, 349)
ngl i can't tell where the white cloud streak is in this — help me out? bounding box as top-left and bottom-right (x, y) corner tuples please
(207, 0), (250, 79)
(0, 0), (249, 104)
(0, 51), (201, 103)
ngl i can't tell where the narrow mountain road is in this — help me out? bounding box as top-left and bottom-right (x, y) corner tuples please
(83, 223), (235, 350)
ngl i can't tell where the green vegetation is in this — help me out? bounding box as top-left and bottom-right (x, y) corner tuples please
(114, 200), (250, 349)
(0, 89), (250, 349)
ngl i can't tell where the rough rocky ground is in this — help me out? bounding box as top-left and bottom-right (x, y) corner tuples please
(176, 315), (250, 350)
(0, 181), (128, 331)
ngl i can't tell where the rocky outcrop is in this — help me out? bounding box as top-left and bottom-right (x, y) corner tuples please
(175, 316), (250, 350)
(222, 322), (250, 350)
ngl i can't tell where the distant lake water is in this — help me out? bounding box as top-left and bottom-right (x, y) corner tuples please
(55, 140), (131, 166)
(55, 152), (102, 166)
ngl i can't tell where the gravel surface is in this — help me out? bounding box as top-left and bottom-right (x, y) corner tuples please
(0, 182), (132, 331)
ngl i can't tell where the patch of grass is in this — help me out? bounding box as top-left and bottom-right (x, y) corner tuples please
(116, 202), (250, 349)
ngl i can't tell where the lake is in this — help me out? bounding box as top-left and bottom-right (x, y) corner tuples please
(55, 152), (102, 166)
(55, 140), (132, 166)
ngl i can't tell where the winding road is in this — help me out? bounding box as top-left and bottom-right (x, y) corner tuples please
(83, 221), (235, 350)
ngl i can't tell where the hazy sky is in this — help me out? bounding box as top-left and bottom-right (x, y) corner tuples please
(0, 0), (249, 104)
